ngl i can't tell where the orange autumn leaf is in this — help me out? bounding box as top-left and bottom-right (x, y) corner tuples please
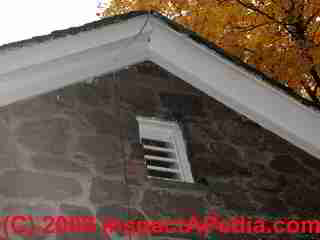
(103, 0), (320, 104)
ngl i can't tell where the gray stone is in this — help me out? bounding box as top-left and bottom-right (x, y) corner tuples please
(90, 178), (137, 205)
(191, 143), (251, 178)
(119, 81), (159, 113)
(250, 192), (288, 214)
(16, 118), (71, 154)
(0, 203), (58, 239)
(57, 230), (103, 240)
(9, 93), (61, 119)
(270, 155), (310, 175)
(96, 204), (145, 222)
(60, 204), (92, 216)
(160, 93), (205, 118)
(120, 110), (140, 143)
(299, 153), (320, 173)
(32, 154), (89, 174)
(209, 142), (243, 163)
(262, 130), (297, 153)
(185, 123), (211, 147)
(85, 110), (120, 136)
(282, 185), (320, 216)
(0, 170), (82, 200)
(169, 74), (203, 95)
(247, 163), (286, 193)
(208, 180), (242, 194)
(1, 203), (58, 217)
(135, 73), (171, 91)
(141, 189), (206, 219)
(76, 135), (122, 176)
(219, 119), (265, 147)
(58, 204), (102, 240)
(243, 148), (271, 164)
(127, 143), (144, 160)
(126, 159), (147, 185)
(0, 122), (17, 169)
(202, 97), (238, 121)
(212, 189), (258, 214)
(75, 80), (112, 107)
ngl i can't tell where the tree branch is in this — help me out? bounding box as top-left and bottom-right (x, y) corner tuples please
(230, 22), (271, 32)
(306, 66), (320, 103)
(305, 8), (320, 27)
(235, 0), (282, 24)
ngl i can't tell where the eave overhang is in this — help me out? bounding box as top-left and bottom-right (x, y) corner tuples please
(0, 12), (319, 160)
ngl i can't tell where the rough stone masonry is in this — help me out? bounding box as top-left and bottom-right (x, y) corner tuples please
(0, 61), (318, 240)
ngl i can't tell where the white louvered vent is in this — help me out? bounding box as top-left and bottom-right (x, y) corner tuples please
(136, 117), (194, 183)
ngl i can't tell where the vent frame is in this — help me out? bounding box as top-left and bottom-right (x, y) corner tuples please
(136, 116), (194, 183)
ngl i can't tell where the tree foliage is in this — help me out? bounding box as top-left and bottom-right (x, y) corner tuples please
(103, 0), (320, 104)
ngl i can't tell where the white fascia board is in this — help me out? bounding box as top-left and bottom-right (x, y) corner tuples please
(0, 33), (150, 107)
(0, 12), (320, 161)
(148, 17), (320, 159)
(0, 15), (151, 76)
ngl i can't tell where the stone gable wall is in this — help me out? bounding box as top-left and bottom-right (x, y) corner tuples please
(0, 61), (318, 239)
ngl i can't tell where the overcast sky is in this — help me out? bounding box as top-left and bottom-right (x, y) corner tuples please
(0, 0), (101, 46)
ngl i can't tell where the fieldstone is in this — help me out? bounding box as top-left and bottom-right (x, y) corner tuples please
(32, 154), (89, 174)
(262, 130), (297, 154)
(210, 142), (243, 163)
(1, 203), (58, 238)
(16, 118), (71, 154)
(191, 143), (251, 178)
(208, 180), (242, 194)
(9, 93), (61, 119)
(58, 204), (102, 240)
(127, 143), (144, 160)
(60, 204), (92, 216)
(206, 180), (258, 214)
(120, 110), (140, 143)
(0, 170), (82, 200)
(126, 159), (147, 185)
(192, 155), (251, 178)
(213, 190), (257, 214)
(189, 143), (208, 159)
(119, 81), (159, 113)
(169, 75), (203, 95)
(85, 110), (120, 136)
(185, 123), (210, 147)
(250, 192), (288, 215)
(160, 93), (205, 118)
(270, 155), (310, 175)
(141, 189), (206, 219)
(219, 119), (264, 147)
(135, 73), (171, 91)
(247, 168), (286, 194)
(243, 148), (271, 163)
(299, 153), (320, 173)
(202, 97), (237, 121)
(1, 203), (58, 239)
(96, 204), (145, 222)
(76, 80), (112, 107)
(57, 229), (103, 240)
(76, 135), (122, 176)
(282, 185), (320, 216)
(1, 203), (57, 217)
(0, 122), (17, 169)
(90, 178), (137, 205)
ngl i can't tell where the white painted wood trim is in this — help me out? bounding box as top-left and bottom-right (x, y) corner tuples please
(0, 13), (319, 162)
(0, 15), (152, 76)
(137, 116), (194, 183)
(148, 17), (320, 160)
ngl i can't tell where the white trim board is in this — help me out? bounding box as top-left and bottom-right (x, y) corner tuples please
(0, 13), (319, 160)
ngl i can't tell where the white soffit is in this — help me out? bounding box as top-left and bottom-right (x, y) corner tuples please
(0, 13), (319, 160)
